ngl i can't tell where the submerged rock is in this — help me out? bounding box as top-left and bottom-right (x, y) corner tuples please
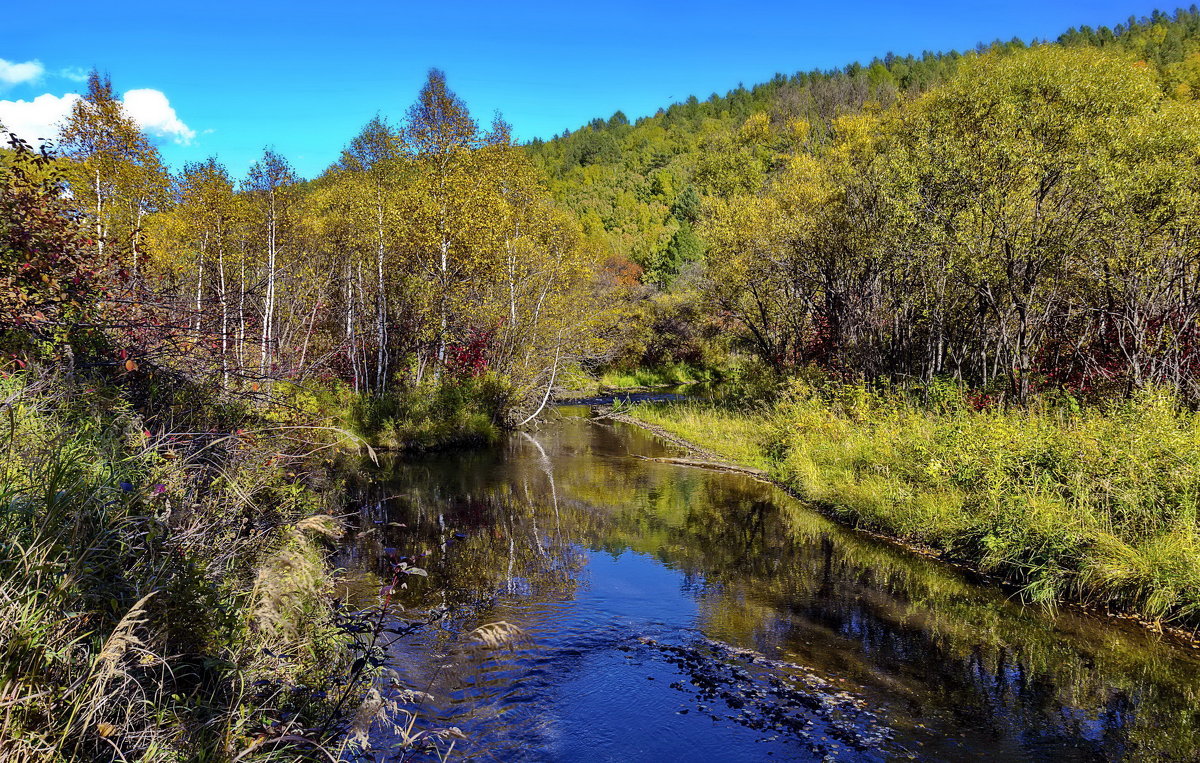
(635, 636), (895, 758)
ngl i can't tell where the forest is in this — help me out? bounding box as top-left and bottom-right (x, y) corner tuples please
(8, 5), (1200, 760)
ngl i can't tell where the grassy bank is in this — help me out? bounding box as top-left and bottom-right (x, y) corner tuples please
(631, 382), (1200, 626)
(0, 369), (380, 760)
(334, 377), (506, 452)
(597, 363), (718, 390)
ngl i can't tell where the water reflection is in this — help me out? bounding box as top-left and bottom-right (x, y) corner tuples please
(338, 411), (1200, 761)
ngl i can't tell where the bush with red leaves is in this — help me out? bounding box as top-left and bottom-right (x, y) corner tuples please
(447, 326), (494, 378)
(1, 134), (109, 353)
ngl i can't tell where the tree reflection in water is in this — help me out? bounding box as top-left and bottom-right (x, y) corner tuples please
(336, 412), (1200, 761)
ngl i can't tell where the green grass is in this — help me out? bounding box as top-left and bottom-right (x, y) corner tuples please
(631, 381), (1200, 626)
(631, 402), (774, 472)
(597, 363), (717, 389)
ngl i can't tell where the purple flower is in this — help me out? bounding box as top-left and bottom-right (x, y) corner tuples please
(152, 484), (166, 495)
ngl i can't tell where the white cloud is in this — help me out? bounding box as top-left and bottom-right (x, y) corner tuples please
(122, 88), (195, 145)
(0, 58), (44, 87)
(0, 88), (195, 147)
(0, 92), (78, 146)
(58, 67), (88, 83)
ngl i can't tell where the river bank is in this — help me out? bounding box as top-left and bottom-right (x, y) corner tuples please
(614, 385), (1200, 640)
(0, 369), (381, 760)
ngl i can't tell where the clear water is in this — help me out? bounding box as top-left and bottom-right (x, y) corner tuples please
(338, 408), (1200, 761)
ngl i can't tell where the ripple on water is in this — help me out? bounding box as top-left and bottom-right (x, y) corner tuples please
(378, 554), (896, 761)
(342, 414), (1200, 762)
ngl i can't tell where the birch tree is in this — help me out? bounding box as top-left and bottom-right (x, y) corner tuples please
(58, 71), (168, 277)
(403, 69), (481, 370)
(244, 149), (298, 377)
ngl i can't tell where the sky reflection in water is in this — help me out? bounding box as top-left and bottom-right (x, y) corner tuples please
(338, 410), (1200, 761)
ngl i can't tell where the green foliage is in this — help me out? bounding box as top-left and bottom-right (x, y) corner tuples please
(634, 381), (1200, 624)
(562, 128), (621, 169)
(344, 376), (507, 450)
(669, 184), (701, 223)
(646, 222), (704, 287)
(600, 287), (729, 374)
(596, 363), (716, 389)
(529, 7), (1200, 299)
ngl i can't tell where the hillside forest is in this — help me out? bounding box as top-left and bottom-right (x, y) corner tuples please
(11, 10), (1200, 406)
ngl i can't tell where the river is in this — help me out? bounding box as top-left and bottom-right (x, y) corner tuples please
(336, 405), (1200, 761)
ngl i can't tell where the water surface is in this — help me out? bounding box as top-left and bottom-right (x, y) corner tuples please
(340, 408), (1200, 761)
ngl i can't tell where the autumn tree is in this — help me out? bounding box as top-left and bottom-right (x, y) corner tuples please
(401, 69), (487, 372)
(476, 120), (610, 420)
(58, 71), (168, 276)
(244, 149), (299, 376)
(169, 158), (243, 384)
(900, 46), (1179, 398)
(337, 117), (407, 390)
(700, 44), (1200, 399)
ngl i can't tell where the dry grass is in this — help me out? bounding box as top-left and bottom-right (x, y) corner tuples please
(0, 369), (373, 760)
(467, 621), (529, 650)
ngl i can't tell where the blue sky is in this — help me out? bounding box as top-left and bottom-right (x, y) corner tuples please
(1, 0), (1170, 179)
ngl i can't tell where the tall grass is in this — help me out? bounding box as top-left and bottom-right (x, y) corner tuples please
(631, 402), (773, 471)
(0, 369), (371, 760)
(597, 363), (717, 389)
(633, 381), (1200, 626)
(341, 376), (506, 451)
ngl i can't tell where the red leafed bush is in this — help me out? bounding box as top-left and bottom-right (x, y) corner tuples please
(1, 134), (109, 350)
(447, 326), (494, 378)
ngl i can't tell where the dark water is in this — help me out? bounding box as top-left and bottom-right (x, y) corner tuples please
(339, 407), (1200, 761)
